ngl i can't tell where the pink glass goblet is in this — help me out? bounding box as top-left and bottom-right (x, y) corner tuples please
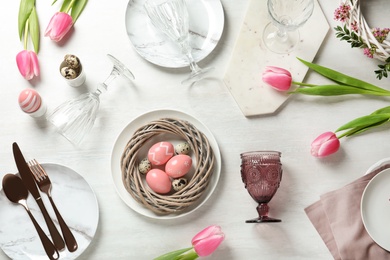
(240, 151), (283, 223)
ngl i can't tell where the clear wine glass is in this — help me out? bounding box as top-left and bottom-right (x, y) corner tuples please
(263, 0), (314, 54)
(144, 0), (213, 85)
(240, 151), (283, 223)
(47, 54), (134, 145)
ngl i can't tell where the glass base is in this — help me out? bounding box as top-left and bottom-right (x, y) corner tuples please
(182, 67), (214, 85)
(246, 216), (281, 223)
(262, 22), (299, 54)
(107, 54), (135, 81)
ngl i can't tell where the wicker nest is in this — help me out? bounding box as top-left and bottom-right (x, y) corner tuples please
(120, 117), (215, 215)
(338, 0), (390, 61)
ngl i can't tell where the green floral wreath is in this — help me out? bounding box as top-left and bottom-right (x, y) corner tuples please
(334, 0), (390, 79)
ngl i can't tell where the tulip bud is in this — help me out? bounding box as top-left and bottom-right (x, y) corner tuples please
(16, 50), (40, 80)
(311, 132), (340, 158)
(45, 12), (73, 42)
(262, 66), (292, 91)
(191, 225), (225, 257)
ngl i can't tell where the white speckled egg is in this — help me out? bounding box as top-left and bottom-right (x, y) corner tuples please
(175, 142), (191, 155)
(138, 158), (152, 174)
(172, 178), (187, 191)
(165, 154), (192, 178)
(148, 141), (174, 166)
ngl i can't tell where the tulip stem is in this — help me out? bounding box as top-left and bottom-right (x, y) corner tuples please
(65, 0), (76, 13)
(24, 19), (29, 50)
(292, 81), (316, 87)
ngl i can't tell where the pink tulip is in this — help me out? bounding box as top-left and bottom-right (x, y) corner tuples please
(16, 50), (40, 80)
(45, 12), (73, 42)
(262, 66), (292, 91)
(311, 131), (340, 158)
(191, 225), (225, 257)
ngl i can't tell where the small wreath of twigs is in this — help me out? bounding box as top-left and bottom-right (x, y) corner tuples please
(120, 117), (215, 215)
(334, 0), (390, 79)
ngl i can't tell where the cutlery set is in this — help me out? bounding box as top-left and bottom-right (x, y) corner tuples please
(1, 142), (78, 259)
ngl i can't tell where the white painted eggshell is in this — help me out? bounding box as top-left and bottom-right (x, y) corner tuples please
(148, 141), (174, 166)
(146, 169), (171, 194)
(165, 154), (192, 178)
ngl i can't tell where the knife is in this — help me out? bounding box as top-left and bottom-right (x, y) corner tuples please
(12, 142), (65, 251)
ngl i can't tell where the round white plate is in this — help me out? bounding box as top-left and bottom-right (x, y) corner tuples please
(111, 109), (221, 219)
(364, 157), (390, 175)
(361, 168), (390, 251)
(0, 163), (99, 260)
(125, 0), (225, 68)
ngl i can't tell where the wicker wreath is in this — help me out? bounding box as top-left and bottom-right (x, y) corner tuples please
(120, 117), (216, 215)
(334, 0), (390, 61)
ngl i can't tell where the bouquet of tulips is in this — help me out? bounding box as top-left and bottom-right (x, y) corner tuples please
(262, 58), (390, 158)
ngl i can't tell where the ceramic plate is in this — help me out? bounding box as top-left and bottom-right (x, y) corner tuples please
(0, 163), (99, 260)
(111, 109), (221, 219)
(361, 168), (390, 251)
(125, 0), (225, 68)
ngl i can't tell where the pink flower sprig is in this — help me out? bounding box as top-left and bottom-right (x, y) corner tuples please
(154, 225), (225, 260)
(16, 0), (40, 80)
(334, 3), (351, 23)
(45, 0), (88, 42)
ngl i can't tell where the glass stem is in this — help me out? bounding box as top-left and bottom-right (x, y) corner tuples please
(179, 42), (201, 74)
(276, 27), (288, 42)
(94, 70), (119, 96)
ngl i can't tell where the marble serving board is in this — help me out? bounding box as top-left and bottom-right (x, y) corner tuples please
(224, 0), (329, 116)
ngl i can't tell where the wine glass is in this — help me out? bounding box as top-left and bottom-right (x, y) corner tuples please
(263, 0), (314, 54)
(240, 151), (283, 223)
(144, 0), (213, 85)
(47, 54), (135, 145)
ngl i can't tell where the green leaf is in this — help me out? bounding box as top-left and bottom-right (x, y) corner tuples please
(297, 58), (390, 94)
(290, 85), (390, 96)
(18, 0), (34, 40)
(372, 106), (390, 115)
(29, 6), (39, 53)
(71, 0), (88, 23)
(336, 114), (390, 132)
(60, 0), (71, 12)
(153, 248), (193, 260)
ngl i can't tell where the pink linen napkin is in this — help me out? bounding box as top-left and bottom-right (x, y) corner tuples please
(305, 164), (390, 260)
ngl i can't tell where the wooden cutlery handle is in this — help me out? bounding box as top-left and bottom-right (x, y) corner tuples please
(49, 196), (78, 252)
(26, 208), (59, 260)
(36, 198), (65, 251)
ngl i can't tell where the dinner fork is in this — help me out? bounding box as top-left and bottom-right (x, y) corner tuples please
(28, 159), (78, 252)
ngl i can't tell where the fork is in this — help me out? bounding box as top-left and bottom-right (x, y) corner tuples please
(28, 159), (78, 252)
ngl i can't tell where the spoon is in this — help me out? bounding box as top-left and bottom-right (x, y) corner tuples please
(2, 173), (59, 260)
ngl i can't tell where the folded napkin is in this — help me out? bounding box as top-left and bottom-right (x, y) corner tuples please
(305, 163), (390, 260)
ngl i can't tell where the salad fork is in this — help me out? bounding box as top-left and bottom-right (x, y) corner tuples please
(28, 159), (78, 252)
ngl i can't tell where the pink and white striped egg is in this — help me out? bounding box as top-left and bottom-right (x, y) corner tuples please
(18, 88), (42, 113)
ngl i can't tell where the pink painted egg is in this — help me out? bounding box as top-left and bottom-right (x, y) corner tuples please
(146, 169), (171, 194)
(18, 88), (42, 113)
(165, 154), (192, 178)
(148, 141), (174, 166)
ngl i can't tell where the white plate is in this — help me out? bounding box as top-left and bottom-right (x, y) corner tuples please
(111, 109), (221, 219)
(0, 163), (99, 260)
(125, 0), (225, 68)
(361, 168), (390, 251)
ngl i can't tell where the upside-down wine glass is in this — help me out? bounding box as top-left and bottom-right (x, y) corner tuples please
(144, 0), (213, 85)
(47, 54), (135, 145)
(263, 0), (314, 54)
(240, 151), (283, 223)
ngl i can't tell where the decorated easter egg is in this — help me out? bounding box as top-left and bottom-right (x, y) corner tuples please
(138, 158), (152, 174)
(175, 142), (191, 155)
(172, 178), (188, 192)
(18, 88), (42, 113)
(148, 141), (174, 166)
(146, 169), (171, 194)
(165, 154), (192, 178)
